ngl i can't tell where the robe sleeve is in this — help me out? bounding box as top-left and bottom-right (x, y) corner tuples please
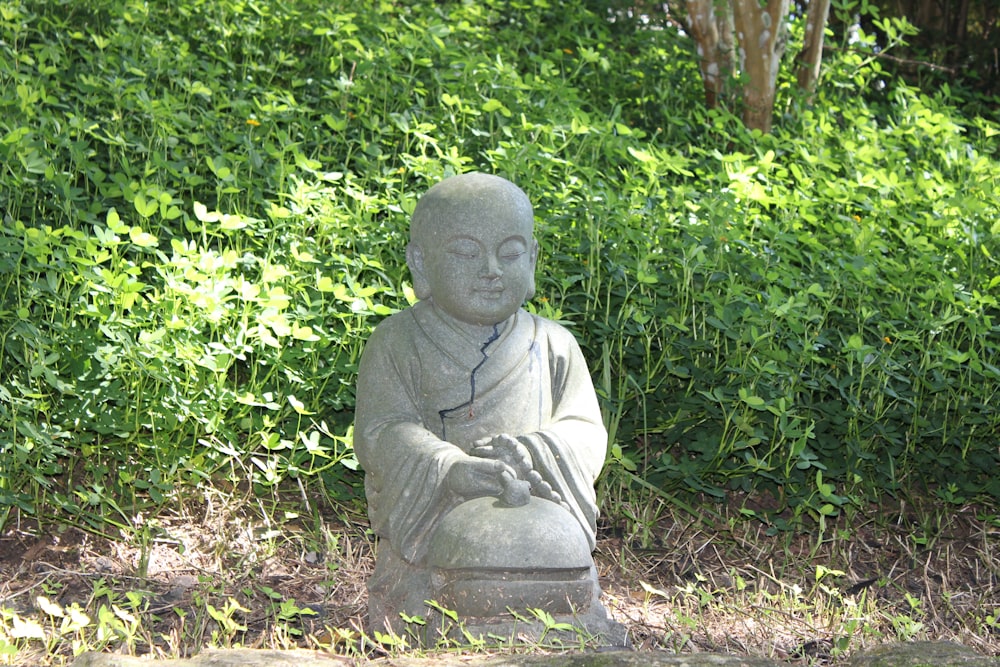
(516, 319), (608, 548)
(354, 316), (464, 563)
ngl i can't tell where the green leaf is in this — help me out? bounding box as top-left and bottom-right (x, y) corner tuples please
(287, 394), (314, 415)
(193, 201), (216, 222)
(129, 226), (158, 247)
(133, 193), (158, 218)
(291, 323), (320, 342)
(106, 207), (125, 232)
(628, 146), (657, 163)
(19, 149), (48, 174)
(738, 387), (767, 409)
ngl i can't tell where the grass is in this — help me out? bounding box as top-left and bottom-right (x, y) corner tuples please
(605, 496), (1000, 661)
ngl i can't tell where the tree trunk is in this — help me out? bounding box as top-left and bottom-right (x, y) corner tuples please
(732, 0), (791, 133)
(685, 0), (736, 109)
(795, 0), (832, 96)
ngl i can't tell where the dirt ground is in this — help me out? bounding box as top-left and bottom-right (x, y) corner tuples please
(1, 492), (997, 665)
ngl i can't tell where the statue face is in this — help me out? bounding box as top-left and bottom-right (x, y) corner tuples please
(410, 205), (537, 327)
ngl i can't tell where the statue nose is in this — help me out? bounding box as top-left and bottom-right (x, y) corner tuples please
(481, 255), (502, 278)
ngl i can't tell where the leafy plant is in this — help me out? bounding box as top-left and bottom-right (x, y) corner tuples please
(0, 0), (997, 603)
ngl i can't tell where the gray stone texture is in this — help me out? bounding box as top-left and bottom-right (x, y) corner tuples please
(846, 641), (999, 666)
(71, 643), (1000, 666)
(353, 173), (619, 641)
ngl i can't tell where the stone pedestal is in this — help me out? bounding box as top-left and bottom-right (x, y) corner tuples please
(421, 496), (627, 646)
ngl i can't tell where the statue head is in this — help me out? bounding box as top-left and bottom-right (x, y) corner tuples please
(407, 173), (538, 327)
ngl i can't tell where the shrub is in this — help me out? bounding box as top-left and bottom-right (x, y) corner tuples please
(1, 0), (997, 534)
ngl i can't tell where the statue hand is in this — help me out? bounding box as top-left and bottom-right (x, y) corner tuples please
(526, 469), (563, 505)
(470, 434), (531, 477)
(471, 436), (564, 504)
(446, 456), (508, 500)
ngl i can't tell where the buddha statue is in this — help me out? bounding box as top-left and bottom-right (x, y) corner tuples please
(353, 172), (624, 644)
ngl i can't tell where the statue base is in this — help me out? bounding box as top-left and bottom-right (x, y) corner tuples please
(428, 565), (629, 648)
(368, 496), (628, 648)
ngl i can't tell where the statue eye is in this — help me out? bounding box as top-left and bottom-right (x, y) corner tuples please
(499, 239), (527, 261)
(446, 241), (479, 258)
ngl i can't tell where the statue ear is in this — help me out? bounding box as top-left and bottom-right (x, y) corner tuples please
(407, 242), (432, 299)
(525, 239), (538, 301)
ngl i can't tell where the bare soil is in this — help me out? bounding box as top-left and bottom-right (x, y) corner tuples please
(1, 490), (997, 666)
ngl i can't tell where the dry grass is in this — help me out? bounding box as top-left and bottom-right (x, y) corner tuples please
(1, 487), (997, 665)
(600, 491), (1000, 663)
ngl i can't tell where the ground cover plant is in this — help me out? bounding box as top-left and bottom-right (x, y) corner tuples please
(1, 0), (998, 664)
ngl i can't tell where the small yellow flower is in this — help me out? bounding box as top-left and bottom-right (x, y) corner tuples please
(853, 214), (861, 222)
(883, 336), (893, 344)
(246, 118), (261, 127)
(563, 48), (574, 55)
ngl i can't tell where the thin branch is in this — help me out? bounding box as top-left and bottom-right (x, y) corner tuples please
(826, 44), (960, 73)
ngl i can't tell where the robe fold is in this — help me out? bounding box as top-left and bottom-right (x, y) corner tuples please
(354, 301), (608, 622)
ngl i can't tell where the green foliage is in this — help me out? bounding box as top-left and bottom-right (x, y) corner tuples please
(0, 0), (997, 538)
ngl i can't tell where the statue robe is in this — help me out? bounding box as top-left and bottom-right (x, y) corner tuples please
(354, 300), (608, 625)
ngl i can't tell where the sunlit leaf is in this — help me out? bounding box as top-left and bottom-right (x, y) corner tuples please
(317, 275), (336, 292)
(129, 226), (158, 247)
(627, 146), (657, 163)
(36, 595), (63, 617)
(291, 323), (320, 342)
(11, 616), (46, 639)
(287, 394), (314, 415)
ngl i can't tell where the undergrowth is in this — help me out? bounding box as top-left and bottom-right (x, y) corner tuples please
(0, 0), (998, 663)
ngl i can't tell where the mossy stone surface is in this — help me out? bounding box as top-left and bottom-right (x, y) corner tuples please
(71, 642), (1000, 667)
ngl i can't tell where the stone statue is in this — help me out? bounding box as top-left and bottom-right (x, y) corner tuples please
(354, 173), (624, 644)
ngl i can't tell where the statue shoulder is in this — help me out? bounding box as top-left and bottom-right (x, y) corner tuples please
(372, 300), (434, 336)
(524, 311), (585, 353)
(361, 307), (423, 360)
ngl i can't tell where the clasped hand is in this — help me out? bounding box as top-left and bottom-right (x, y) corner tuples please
(446, 434), (559, 503)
